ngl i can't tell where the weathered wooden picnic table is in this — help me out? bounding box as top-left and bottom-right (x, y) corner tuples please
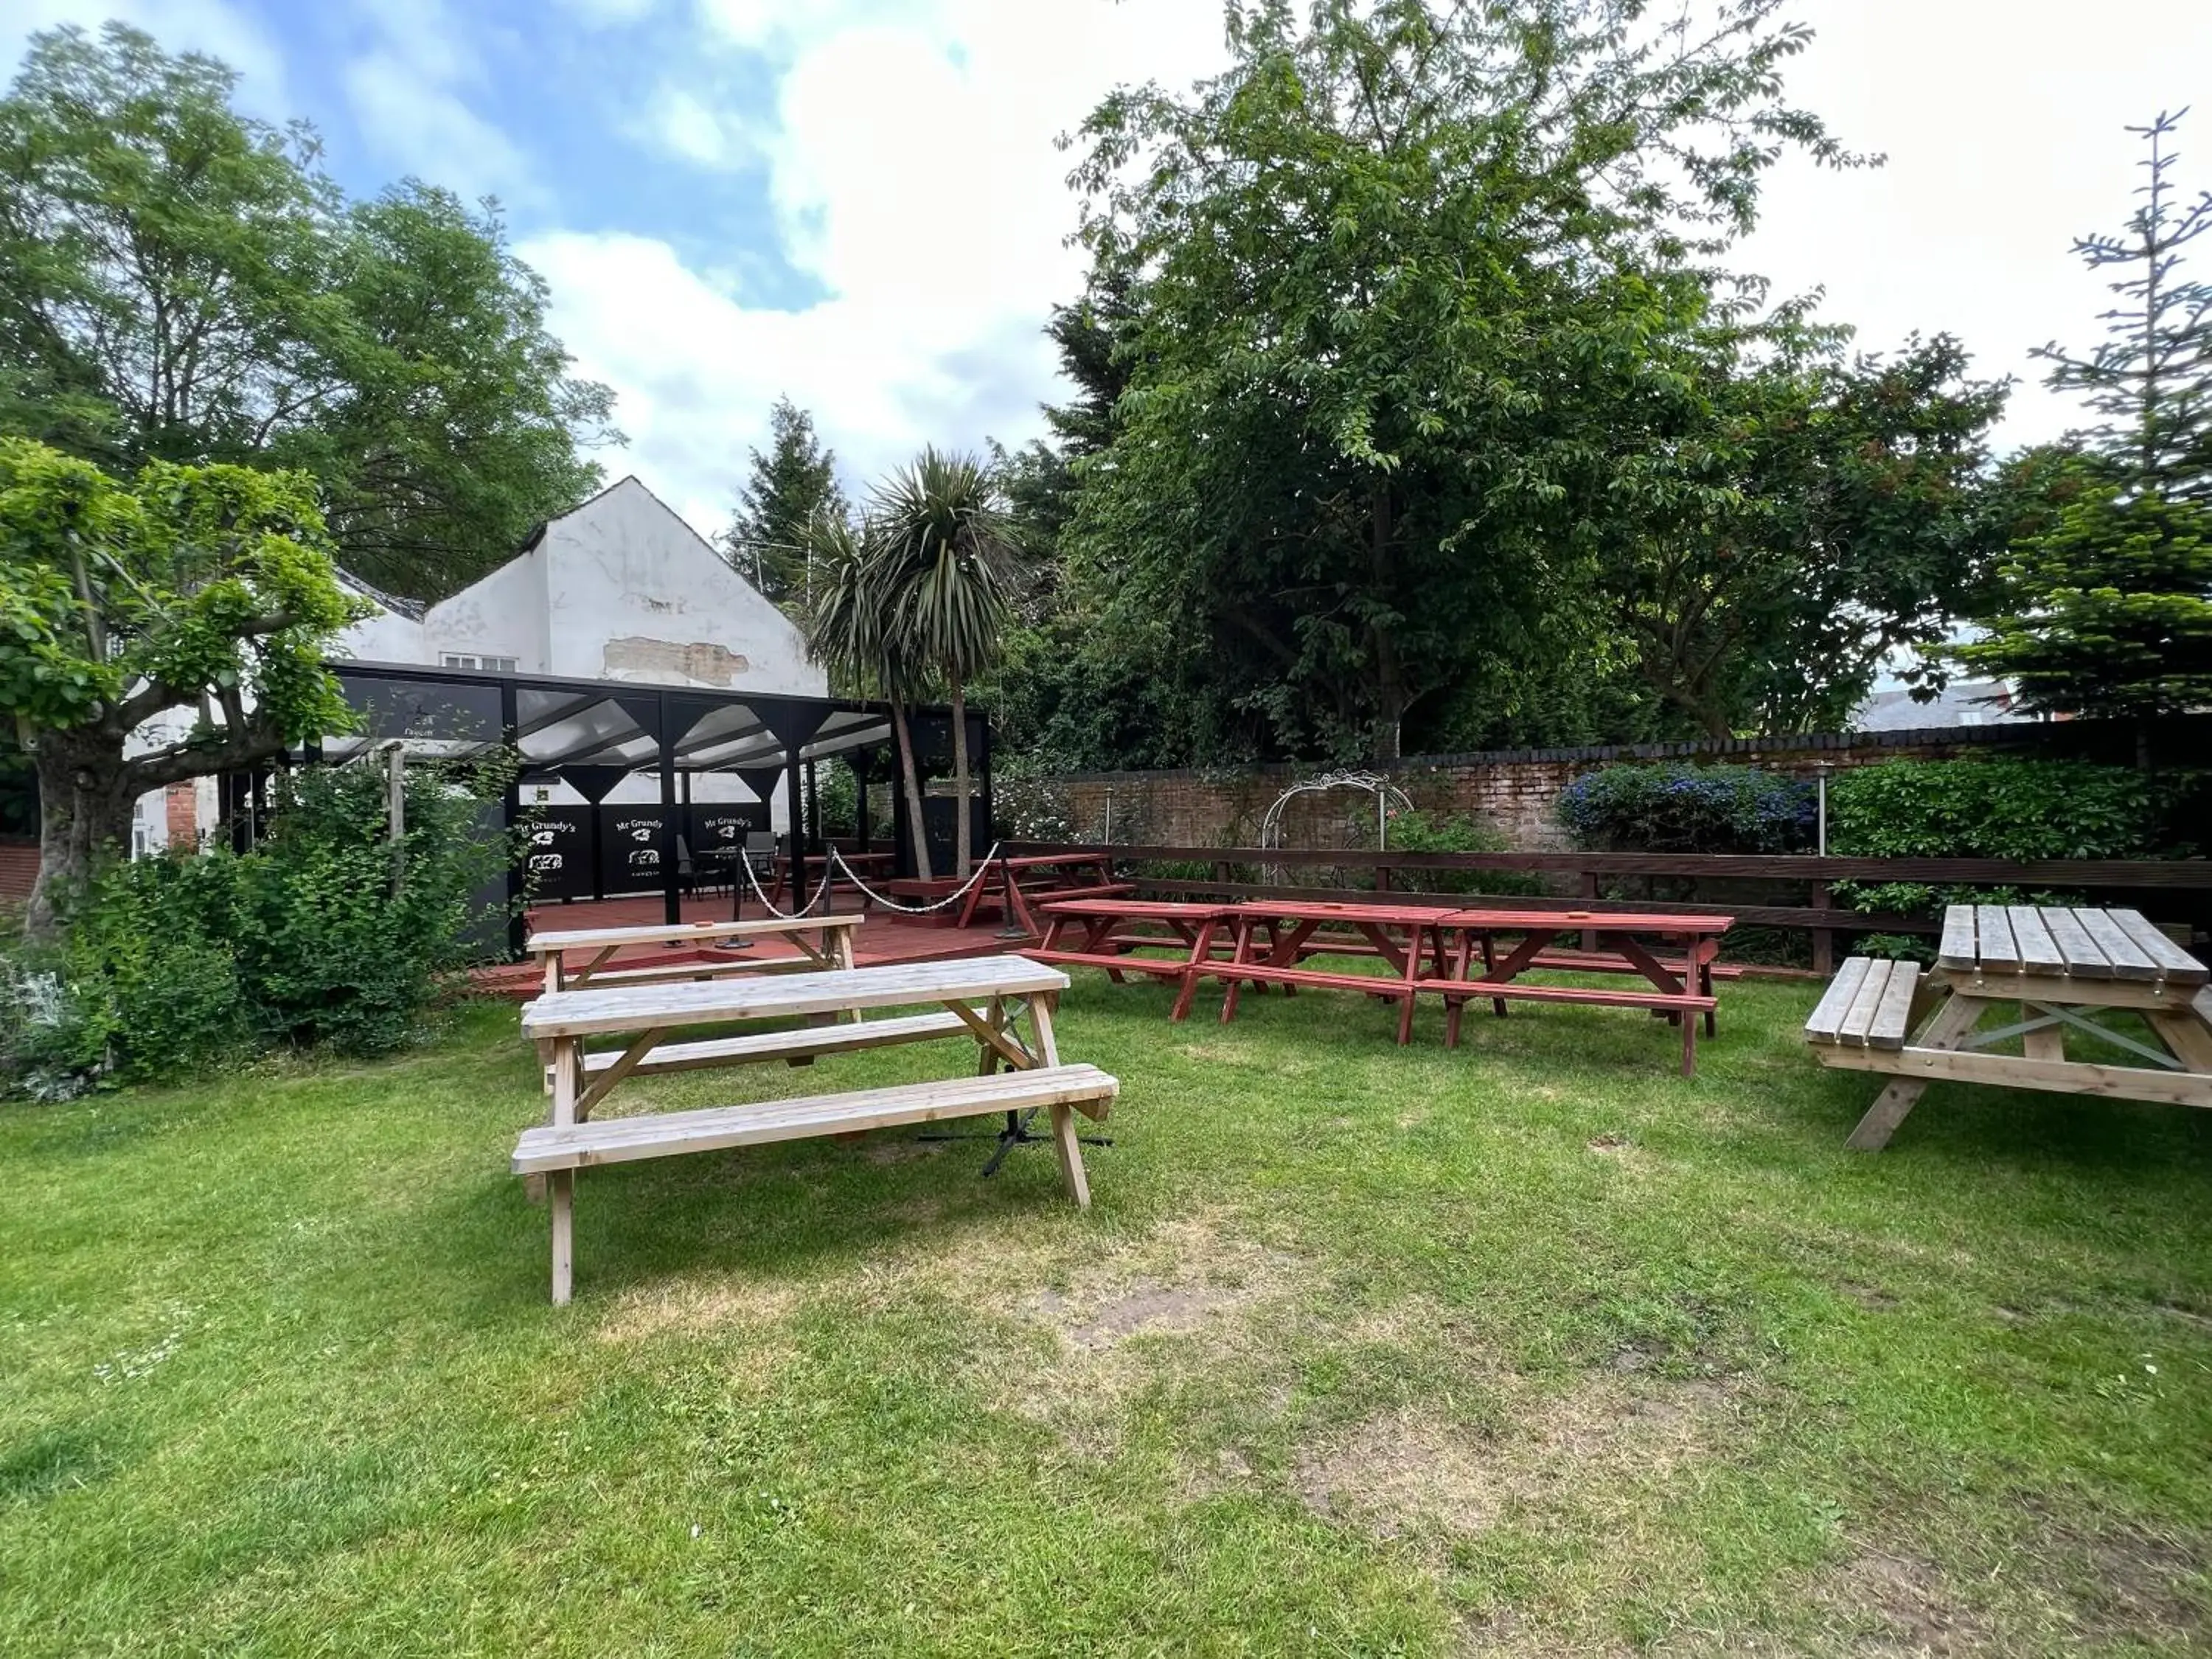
(1211, 900), (1465, 1046)
(958, 849), (1130, 933)
(1440, 907), (1733, 1076)
(515, 954), (1116, 1302)
(1806, 905), (2212, 1150)
(526, 914), (862, 994)
(1029, 898), (1239, 1021)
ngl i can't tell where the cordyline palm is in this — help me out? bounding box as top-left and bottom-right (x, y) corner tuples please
(872, 448), (1018, 879)
(800, 509), (939, 880)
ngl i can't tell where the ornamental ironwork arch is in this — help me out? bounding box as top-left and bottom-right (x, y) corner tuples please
(1257, 770), (1413, 886)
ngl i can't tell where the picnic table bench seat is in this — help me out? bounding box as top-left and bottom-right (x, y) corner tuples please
(514, 1064), (1119, 1176)
(574, 1008), (981, 1078)
(1802, 956), (1921, 1051)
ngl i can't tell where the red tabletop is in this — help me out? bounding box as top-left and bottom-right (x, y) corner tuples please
(1231, 900), (1462, 928)
(1040, 898), (1233, 920)
(1440, 907), (1733, 933)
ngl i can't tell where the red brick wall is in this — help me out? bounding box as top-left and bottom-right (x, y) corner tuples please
(165, 783), (199, 846)
(1019, 718), (2191, 852)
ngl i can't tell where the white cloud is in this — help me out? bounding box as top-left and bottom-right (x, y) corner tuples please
(554, 0), (661, 24)
(532, 0), (1227, 529)
(1738, 0), (2212, 451)
(340, 0), (539, 204)
(636, 83), (760, 170)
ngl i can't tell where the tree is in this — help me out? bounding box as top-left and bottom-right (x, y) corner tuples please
(802, 512), (936, 880)
(0, 438), (360, 935)
(1958, 111), (2212, 723)
(0, 22), (616, 599)
(872, 450), (1018, 880)
(1056, 0), (1860, 762)
(1597, 327), (2012, 736)
(720, 398), (846, 609)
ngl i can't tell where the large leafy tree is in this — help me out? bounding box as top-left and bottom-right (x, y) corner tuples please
(0, 22), (616, 600)
(1054, 0), (1861, 762)
(1958, 111), (2212, 722)
(720, 397), (847, 610)
(0, 437), (360, 934)
(1598, 327), (2012, 736)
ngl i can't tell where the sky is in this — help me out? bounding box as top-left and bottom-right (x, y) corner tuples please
(4, 0), (2211, 542)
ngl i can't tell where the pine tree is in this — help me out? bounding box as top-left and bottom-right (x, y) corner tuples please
(1959, 111), (2212, 721)
(718, 398), (847, 608)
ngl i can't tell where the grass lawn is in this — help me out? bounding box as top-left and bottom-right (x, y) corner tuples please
(4, 968), (2211, 1655)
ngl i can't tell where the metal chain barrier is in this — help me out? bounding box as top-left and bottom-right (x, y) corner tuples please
(824, 843), (1007, 916)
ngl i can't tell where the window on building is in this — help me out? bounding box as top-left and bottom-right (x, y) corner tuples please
(441, 653), (519, 673)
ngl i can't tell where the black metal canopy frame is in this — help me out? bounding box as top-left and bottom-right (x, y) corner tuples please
(314, 659), (992, 956)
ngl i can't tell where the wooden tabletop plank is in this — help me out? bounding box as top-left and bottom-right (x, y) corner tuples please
(2039, 906), (2112, 978)
(2006, 907), (2067, 975)
(2107, 909), (2210, 987)
(1805, 956), (1874, 1043)
(522, 954), (1069, 1039)
(1439, 906), (1733, 933)
(1840, 958), (1896, 1044)
(1866, 961), (1921, 1050)
(527, 915), (861, 954)
(1937, 906), (1979, 972)
(1973, 905), (2022, 972)
(2075, 908), (2162, 981)
(1039, 899), (1234, 920)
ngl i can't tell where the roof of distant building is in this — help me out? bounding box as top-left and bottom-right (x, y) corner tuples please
(333, 568), (427, 622)
(1851, 679), (2026, 731)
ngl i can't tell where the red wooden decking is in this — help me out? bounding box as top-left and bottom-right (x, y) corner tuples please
(470, 894), (1027, 998)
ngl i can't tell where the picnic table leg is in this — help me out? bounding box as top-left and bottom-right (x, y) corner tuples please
(538, 955), (560, 1094)
(1048, 1104), (1091, 1208)
(1220, 919), (1255, 1025)
(1390, 923), (1423, 1046)
(2147, 1009), (2212, 1074)
(1171, 919), (1219, 1022)
(548, 1169), (574, 1305)
(1680, 998), (1696, 1077)
(1844, 990), (1984, 1151)
(1444, 930), (1475, 1048)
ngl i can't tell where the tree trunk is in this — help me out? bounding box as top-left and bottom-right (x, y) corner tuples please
(1368, 486), (1405, 762)
(891, 696), (933, 883)
(950, 676), (971, 880)
(26, 728), (139, 940)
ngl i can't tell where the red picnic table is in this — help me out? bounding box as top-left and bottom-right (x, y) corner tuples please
(1439, 906), (1733, 1075)
(1214, 900), (1463, 1046)
(957, 849), (1132, 933)
(1029, 899), (1238, 1021)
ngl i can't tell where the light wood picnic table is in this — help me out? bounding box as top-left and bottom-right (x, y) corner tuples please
(1808, 904), (2212, 1150)
(516, 953), (1111, 1302)
(1439, 906), (1733, 1076)
(1030, 898), (1238, 1021)
(526, 914), (862, 995)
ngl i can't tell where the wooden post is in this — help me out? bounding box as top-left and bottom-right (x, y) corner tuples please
(1579, 870), (1599, 953)
(386, 742), (406, 897)
(549, 1170), (574, 1305)
(1811, 881), (1834, 976)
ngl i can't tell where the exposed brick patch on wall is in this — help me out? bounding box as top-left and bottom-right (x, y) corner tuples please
(0, 838), (38, 900)
(1031, 716), (2211, 852)
(164, 783), (199, 847)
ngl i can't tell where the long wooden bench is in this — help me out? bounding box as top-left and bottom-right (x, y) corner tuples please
(515, 1065), (1119, 1300)
(576, 1009), (977, 1077)
(1803, 955), (1921, 1051)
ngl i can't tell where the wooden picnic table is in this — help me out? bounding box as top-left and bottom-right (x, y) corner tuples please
(1439, 906), (1733, 1076)
(959, 849), (1127, 933)
(1212, 900), (1464, 1046)
(1030, 898), (1239, 1021)
(516, 954), (1115, 1302)
(1807, 905), (2212, 1150)
(526, 914), (862, 995)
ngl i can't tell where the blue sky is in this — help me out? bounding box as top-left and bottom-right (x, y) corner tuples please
(5, 0), (2211, 539)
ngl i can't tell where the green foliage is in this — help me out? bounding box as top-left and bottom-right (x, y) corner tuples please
(1371, 808), (1545, 896)
(1557, 764), (1815, 853)
(719, 399), (846, 609)
(0, 22), (615, 599)
(1, 759), (510, 1092)
(1825, 757), (2197, 922)
(1825, 758), (2191, 860)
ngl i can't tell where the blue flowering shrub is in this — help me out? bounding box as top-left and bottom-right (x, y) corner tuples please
(1556, 764), (1815, 854)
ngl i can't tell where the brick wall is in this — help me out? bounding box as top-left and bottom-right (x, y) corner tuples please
(1020, 715), (2211, 852)
(0, 838), (37, 901)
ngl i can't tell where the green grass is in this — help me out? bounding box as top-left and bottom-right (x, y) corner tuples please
(3, 970), (2211, 1655)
